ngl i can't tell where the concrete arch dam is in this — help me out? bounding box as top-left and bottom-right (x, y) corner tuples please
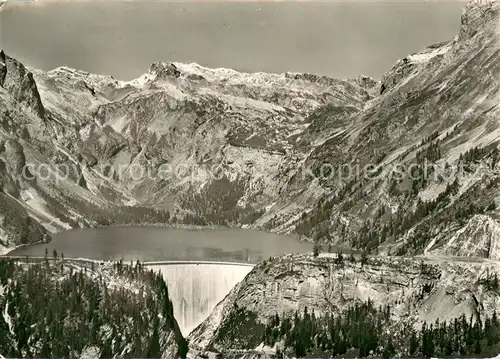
(146, 261), (254, 336)
(5, 226), (313, 336)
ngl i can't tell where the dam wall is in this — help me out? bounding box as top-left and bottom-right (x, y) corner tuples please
(147, 263), (254, 335)
(3, 256), (255, 336)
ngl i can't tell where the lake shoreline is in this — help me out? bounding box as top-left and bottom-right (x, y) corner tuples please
(6, 225), (314, 264)
(1, 239), (47, 256)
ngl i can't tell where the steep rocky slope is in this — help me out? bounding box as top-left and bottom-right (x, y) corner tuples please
(189, 252), (500, 357)
(0, 46), (377, 253)
(28, 60), (375, 219)
(266, 0), (500, 258)
(0, 50), (115, 252)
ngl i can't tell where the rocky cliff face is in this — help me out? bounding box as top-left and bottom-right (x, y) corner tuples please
(0, 51), (45, 119)
(0, 193), (48, 254)
(0, 54), (110, 252)
(189, 253), (500, 356)
(0, 78), (50, 252)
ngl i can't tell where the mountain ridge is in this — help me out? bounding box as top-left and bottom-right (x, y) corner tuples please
(1, 0), (500, 357)
(262, 0), (500, 258)
(0, 43), (379, 253)
(0, 0), (498, 261)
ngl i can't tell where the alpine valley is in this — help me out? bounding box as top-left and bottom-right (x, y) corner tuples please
(1, 0), (500, 357)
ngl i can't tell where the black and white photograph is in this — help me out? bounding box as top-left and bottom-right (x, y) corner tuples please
(0, 0), (499, 357)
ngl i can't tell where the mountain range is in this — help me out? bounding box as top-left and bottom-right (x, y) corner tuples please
(1, 0), (499, 259)
(1, 0), (500, 356)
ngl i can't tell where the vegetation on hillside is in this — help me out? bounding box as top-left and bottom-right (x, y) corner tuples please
(0, 257), (188, 358)
(260, 300), (500, 358)
(294, 143), (500, 255)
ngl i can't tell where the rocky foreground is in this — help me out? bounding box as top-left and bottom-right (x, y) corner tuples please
(189, 253), (500, 358)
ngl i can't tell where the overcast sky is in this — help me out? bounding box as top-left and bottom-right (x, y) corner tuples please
(0, 1), (465, 80)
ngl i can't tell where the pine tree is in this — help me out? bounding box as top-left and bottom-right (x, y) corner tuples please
(474, 339), (482, 354)
(146, 318), (162, 358)
(382, 337), (395, 358)
(409, 331), (419, 355)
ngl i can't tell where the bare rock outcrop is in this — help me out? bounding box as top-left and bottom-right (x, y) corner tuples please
(0, 50), (45, 119)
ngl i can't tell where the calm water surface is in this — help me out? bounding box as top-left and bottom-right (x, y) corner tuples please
(8, 227), (313, 264)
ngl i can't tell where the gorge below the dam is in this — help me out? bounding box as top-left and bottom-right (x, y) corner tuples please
(8, 226), (313, 335)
